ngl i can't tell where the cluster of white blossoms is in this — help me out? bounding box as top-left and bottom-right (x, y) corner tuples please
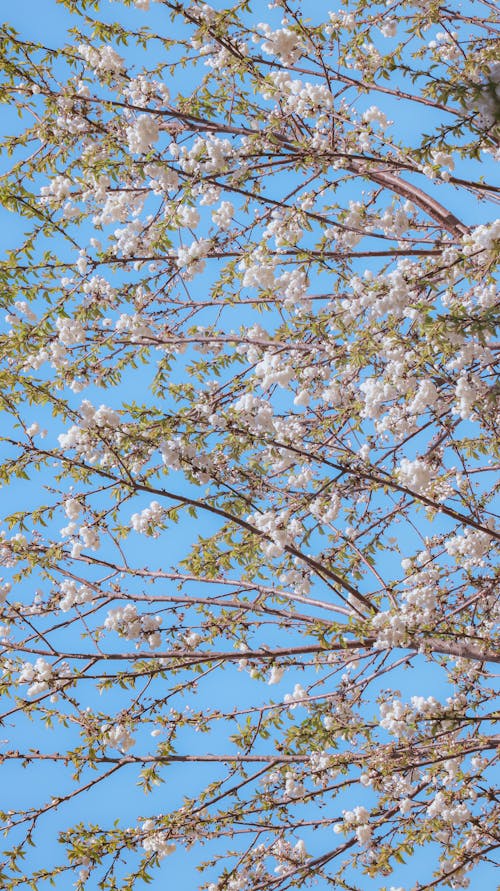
(378, 205), (414, 238)
(231, 393), (275, 433)
(175, 238), (211, 278)
(379, 698), (413, 738)
(246, 509), (303, 558)
(40, 175), (72, 207)
(263, 210), (303, 249)
(159, 436), (184, 471)
(113, 217), (153, 259)
(75, 524), (101, 554)
(253, 352), (293, 390)
(362, 105), (390, 129)
(334, 805), (372, 846)
(80, 400), (121, 430)
(380, 695), (442, 739)
(345, 264), (419, 321)
(56, 434), (104, 469)
(445, 527), (492, 567)
(145, 162), (179, 195)
(334, 200), (366, 248)
(177, 204), (200, 229)
(0, 532), (17, 569)
(260, 70), (334, 115)
(92, 183), (145, 227)
(104, 603), (162, 649)
(58, 578), (94, 612)
(282, 769), (306, 800)
(471, 62), (500, 130)
(101, 722), (135, 753)
(427, 791), (471, 825)
(182, 630), (201, 649)
(211, 200), (234, 230)
(267, 665), (285, 685)
(396, 457), (433, 495)
(379, 18), (398, 38)
(77, 43), (125, 76)
(464, 218), (500, 258)
(115, 312), (154, 343)
(0, 579), (11, 603)
(427, 30), (461, 63)
(58, 401), (121, 464)
(257, 23), (304, 65)
(159, 436), (215, 482)
(130, 500), (165, 536)
(140, 820), (176, 859)
(285, 80), (334, 116)
(345, 39), (382, 77)
(122, 74), (170, 106)
(240, 246), (277, 291)
(371, 610), (409, 649)
(18, 658), (70, 698)
(309, 491), (340, 524)
(371, 563), (443, 648)
(175, 134), (234, 175)
(126, 114), (160, 154)
(81, 273), (117, 308)
(309, 751), (338, 787)
(270, 838), (308, 876)
(205, 841), (272, 891)
(277, 268), (310, 309)
(278, 564), (312, 597)
(407, 379), (439, 417)
(8, 300), (37, 324)
(61, 498), (100, 557)
(188, 1), (217, 24)
(283, 682), (309, 710)
(359, 376), (397, 419)
(55, 315), (85, 346)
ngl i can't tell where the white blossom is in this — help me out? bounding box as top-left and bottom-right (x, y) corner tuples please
(126, 115), (160, 154)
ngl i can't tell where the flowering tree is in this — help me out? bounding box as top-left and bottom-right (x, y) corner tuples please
(0, 0), (499, 889)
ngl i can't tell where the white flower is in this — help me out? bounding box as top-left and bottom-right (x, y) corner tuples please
(178, 205), (200, 229)
(212, 201), (234, 230)
(130, 500), (165, 536)
(283, 683), (309, 709)
(396, 457), (432, 494)
(268, 666), (285, 685)
(183, 631), (201, 648)
(355, 823), (372, 845)
(258, 24), (304, 65)
(78, 44), (125, 75)
(79, 525), (100, 551)
(380, 20), (397, 38)
(344, 806), (370, 824)
(293, 839), (307, 859)
(56, 316), (85, 345)
(141, 819), (176, 859)
(102, 723), (135, 753)
(126, 115), (160, 154)
(104, 604), (162, 649)
(363, 105), (389, 128)
(445, 527), (491, 567)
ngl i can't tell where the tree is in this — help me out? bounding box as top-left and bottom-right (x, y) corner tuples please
(0, 0), (498, 888)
